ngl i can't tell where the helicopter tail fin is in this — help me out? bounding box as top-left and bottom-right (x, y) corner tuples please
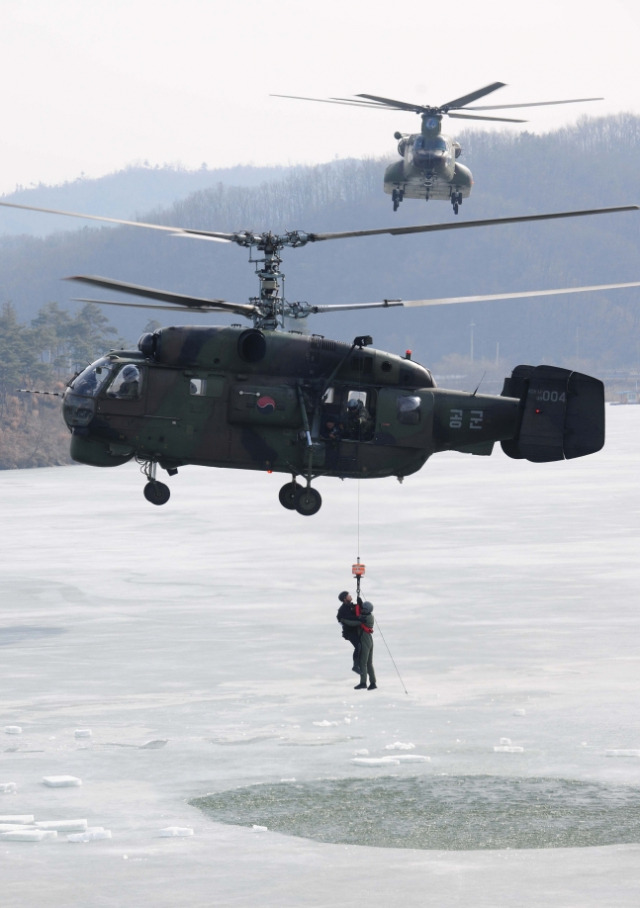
(500, 365), (604, 462)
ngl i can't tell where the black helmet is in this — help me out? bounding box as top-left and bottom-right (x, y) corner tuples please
(360, 601), (373, 614)
(338, 590), (350, 602)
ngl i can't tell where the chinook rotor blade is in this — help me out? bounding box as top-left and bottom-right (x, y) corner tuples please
(311, 281), (640, 314)
(307, 206), (639, 243)
(466, 96), (603, 111)
(447, 112), (526, 123)
(439, 82), (507, 110)
(65, 276), (258, 317)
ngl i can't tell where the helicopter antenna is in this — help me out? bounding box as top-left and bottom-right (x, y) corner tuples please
(471, 372), (486, 396)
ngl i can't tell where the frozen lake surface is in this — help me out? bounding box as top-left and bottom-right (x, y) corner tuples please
(2, 405), (640, 906)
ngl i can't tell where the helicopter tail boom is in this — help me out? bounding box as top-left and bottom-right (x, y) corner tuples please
(500, 365), (604, 462)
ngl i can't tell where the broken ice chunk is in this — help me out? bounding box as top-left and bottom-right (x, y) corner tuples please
(74, 729), (92, 738)
(3, 726), (22, 735)
(36, 819), (87, 833)
(67, 827), (112, 842)
(42, 776), (82, 788)
(158, 826), (194, 837)
(0, 782), (17, 794)
(0, 829), (57, 841)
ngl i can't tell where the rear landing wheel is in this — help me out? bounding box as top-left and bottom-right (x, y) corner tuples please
(296, 487), (322, 516)
(144, 480), (171, 506)
(278, 481), (300, 510)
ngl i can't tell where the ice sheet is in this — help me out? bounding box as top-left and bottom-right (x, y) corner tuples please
(1, 406), (640, 906)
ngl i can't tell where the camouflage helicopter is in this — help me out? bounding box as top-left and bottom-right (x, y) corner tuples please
(1, 199), (639, 515)
(272, 84), (602, 212)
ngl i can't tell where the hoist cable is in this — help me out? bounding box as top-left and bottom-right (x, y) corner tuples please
(375, 619), (409, 695)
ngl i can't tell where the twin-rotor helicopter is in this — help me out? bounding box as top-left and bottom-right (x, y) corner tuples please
(273, 83), (602, 212)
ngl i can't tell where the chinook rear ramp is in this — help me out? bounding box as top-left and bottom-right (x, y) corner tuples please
(500, 365), (604, 462)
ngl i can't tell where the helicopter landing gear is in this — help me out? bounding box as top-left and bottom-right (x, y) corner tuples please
(451, 191), (463, 215)
(144, 480), (171, 505)
(296, 486), (322, 516)
(278, 480), (300, 510)
(392, 188), (404, 212)
(278, 478), (322, 515)
(141, 459), (171, 506)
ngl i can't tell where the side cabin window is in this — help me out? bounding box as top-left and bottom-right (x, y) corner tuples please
(107, 364), (144, 400)
(189, 378), (206, 396)
(397, 395), (421, 425)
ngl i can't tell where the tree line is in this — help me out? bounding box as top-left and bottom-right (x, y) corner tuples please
(0, 300), (124, 469)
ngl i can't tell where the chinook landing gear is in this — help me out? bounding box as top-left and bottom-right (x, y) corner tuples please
(451, 191), (463, 215)
(391, 188), (404, 212)
(278, 477), (322, 516)
(140, 459), (171, 506)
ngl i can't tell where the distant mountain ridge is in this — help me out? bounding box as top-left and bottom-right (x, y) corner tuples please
(0, 114), (638, 375)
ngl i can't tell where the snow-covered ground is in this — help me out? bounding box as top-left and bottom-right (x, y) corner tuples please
(1, 405), (640, 906)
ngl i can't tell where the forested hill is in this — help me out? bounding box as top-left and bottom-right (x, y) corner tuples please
(0, 113), (639, 375)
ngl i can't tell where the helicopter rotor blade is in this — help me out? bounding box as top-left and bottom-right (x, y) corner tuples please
(65, 276), (258, 317)
(71, 297), (237, 314)
(439, 82), (507, 110)
(355, 93), (433, 113)
(466, 97), (604, 111)
(311, 281), (640, 314)
(0, 200), (236, 242)
(307, 206), (639, 243)
(270, 93), (392, 110)
(447, 112), (527, 123)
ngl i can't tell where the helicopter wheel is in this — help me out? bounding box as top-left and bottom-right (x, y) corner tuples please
(143, 480), (171, 506)
(453, 202), (459, 215)
(295, 487), (322, 516)
(278, 481), (300, 510)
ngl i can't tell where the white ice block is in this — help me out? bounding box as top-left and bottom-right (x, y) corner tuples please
(494, 745), (525, 753)
(385, 742), (416, 751)
(0, 815), (35, 824)
(42, 776), (82, 788)
(3, 726), (22, 735)
(67, 827), (112, 842)
(74, 729), (92, 738)
(36, 819), (88, 832)
(0, 782), (17, 794)
(0, 829), (57, 841)
(605, 749), (640, 757)
(158, 826), (194, 837)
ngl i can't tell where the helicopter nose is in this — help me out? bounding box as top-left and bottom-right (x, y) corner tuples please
(62, 390), (96, 429)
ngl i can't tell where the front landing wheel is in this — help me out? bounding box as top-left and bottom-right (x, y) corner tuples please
(278, 481), (300, 510)
(296, 487), (322, 516)
(144, 480), (171, 506)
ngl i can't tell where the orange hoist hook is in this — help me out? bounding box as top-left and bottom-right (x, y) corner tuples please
(352, 557), (365, 600)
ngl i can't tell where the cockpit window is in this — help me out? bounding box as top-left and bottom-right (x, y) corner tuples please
(414, 136), (447, 153)
(107, 364), (143, 400)
(71, 359), (115, 397)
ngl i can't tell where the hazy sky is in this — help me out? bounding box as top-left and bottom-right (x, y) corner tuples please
(2, 0), (639, 195)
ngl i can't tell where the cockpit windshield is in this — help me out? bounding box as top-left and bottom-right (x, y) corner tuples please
(414, 136), (448, 153)
(71, 358), (115, 397)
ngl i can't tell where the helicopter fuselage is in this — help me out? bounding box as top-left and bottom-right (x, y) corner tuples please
(61, 325), (604, 513)
(385, 128), (472, 211)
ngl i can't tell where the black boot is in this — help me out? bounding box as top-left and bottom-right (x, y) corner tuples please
(354, 683), (367, 689)
(368, 683), (377, 690)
